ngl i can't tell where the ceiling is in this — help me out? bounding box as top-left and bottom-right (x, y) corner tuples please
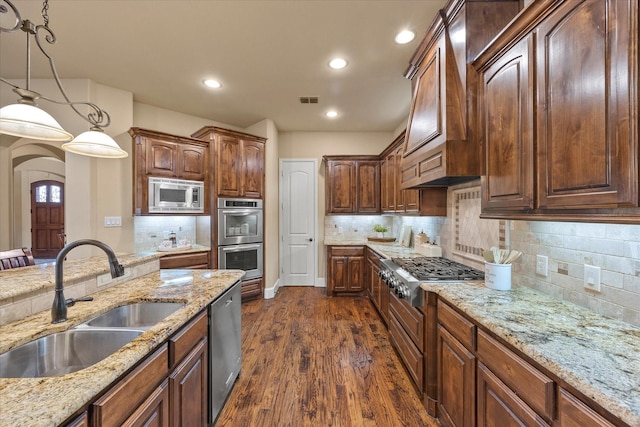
(0, 0), (447, 132)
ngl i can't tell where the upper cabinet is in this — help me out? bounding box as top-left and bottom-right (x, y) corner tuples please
(400, 0), (520, 189)
(475, 0), (639, 222)
(191, 127), (266, 199)
(381, 131), (447, 216)
(130, 128), (209, 215)
(324, 156), (381, 214)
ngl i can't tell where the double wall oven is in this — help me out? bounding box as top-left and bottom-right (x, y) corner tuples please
(217, 198), (263, 280)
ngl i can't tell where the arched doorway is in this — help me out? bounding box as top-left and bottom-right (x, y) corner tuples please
(30, 180), (65, 258)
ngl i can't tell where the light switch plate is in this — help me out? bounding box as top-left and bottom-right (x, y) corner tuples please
(536, 255), (548, 276)
(104, 216), (122, 227)
(584, 264), (601, 292)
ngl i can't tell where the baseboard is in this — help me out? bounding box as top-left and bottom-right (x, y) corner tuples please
(264, 278), (280, 299)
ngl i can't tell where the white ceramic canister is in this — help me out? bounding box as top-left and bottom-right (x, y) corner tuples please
(484, 262), (512, 290)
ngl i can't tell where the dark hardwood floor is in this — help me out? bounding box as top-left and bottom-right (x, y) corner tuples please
(215, 287), (440, 427)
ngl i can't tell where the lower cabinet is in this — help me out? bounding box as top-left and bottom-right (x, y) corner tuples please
(434, 297), (627, 427)
(241, 277), (263, 301)
(366, 248), (388, 324)
(88, 311), (209, 427)
(327, 246), (365, 295)
(159, 251), (210, 269)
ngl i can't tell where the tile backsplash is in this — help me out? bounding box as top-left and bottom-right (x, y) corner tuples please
(134, 216), (211, 252)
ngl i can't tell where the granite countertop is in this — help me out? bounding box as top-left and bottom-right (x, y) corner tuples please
(323, 238), (422, 259)
(0, 268), (245, 427)
(0, 252), (162, 302)
(422, 281), (640, 427)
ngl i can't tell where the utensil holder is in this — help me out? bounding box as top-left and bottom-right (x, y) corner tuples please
(485, 262), (512, 290)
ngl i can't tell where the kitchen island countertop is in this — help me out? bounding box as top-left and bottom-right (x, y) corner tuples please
(0, 268), (244, 427)
(422, 281), (640, 427)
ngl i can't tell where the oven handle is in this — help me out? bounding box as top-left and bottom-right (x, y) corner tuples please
(219, 209), (261, 216)
(219, 243), (262, 252)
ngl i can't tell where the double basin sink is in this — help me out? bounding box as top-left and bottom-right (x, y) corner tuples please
(0, 302), (184, 378)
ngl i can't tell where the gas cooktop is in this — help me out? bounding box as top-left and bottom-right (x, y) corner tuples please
(391, 257), (485, 282)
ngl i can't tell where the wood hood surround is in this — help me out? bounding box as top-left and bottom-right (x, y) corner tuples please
(400, 0), (520, 188)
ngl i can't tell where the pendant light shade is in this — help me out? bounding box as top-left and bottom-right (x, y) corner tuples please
(0, 103), (74, 142)
(62, 129), (128, 158)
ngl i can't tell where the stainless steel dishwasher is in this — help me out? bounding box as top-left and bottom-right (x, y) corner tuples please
(209, 279), (242, 425)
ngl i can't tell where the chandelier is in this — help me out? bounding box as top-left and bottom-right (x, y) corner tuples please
(0, 0), (127, 158)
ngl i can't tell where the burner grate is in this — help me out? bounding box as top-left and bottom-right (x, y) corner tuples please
(391, 257), (484, 281)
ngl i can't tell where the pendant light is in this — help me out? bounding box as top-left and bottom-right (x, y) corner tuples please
(0, 0), (128, 158)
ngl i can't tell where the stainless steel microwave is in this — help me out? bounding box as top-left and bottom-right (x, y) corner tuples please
(148, 177), (204, 213)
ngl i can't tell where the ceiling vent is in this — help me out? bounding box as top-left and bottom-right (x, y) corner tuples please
(299, 97), (319, 104)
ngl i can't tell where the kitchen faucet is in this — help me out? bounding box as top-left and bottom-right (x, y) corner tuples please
(52, 239), (125, 323)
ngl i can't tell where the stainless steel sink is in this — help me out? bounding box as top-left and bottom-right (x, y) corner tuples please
(0, 328), (142, 378)
(84, 302), (184, 329)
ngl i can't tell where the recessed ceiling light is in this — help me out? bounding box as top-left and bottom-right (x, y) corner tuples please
(203, 79), (222, 88)
(328, 58), (348, 70)
(395, 30), (415, 44)
(326, 110), (339, 118)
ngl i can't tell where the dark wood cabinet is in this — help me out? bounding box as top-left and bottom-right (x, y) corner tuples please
(366, 248), (388, 324)
(478, 35), (534, 213)
(159, 251), (210, 270)
(169, 339), (208, 427)
(124, 379), (170, 427)
(191, 126), (266, 199)
(129, 128), (209, 215)
(400, 0), (520, 188)
(475, 0), (639, 222)
(380, 131), (447, 216)
(324, 156), (380, 214)
(241, 277), (263, 301)
(556, 388), (616, 427)
(477, 363), (549, 427)
(327, 246), (365, 295)
(65, 413), (88, 427)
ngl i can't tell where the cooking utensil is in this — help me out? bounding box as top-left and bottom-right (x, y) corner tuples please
(482, 249), (494, 263)
(504, 250), (522, 264)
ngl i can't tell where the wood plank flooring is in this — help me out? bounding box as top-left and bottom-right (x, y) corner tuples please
(215, 287), (440, 427)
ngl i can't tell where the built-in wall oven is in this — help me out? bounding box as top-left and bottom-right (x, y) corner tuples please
(217, 198), (263, 280)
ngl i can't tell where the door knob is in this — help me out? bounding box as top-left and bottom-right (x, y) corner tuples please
(308, 238), (313, 242)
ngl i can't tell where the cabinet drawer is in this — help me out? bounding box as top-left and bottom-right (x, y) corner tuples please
(329, 246), (364, 257)
(438, 300), (476, 350)
(557, 388), (616, 427)
(93, 344), (169, 427)
(477, 330), (555, 420)
(159, 252), (210, 269)
(169, 311), (207, 368)
(389, 313), (423, 391)
(389, 293), (424, 351)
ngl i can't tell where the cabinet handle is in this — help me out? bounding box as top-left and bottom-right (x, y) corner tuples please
(225, 298), (233, 307)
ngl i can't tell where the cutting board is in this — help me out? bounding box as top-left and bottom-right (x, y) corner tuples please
(400, 225), (412, 247)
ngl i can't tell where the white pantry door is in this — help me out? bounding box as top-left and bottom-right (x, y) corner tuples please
(280, 159), (317, 286)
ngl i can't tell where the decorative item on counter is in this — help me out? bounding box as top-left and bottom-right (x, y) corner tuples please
(415, 242), (442, 257)
(482, 247), (522, 290)
(368, 224), (396, 242)
(169, 231), (177, 247)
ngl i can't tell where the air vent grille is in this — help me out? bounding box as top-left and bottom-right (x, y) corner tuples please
(299, 97), (319, 104)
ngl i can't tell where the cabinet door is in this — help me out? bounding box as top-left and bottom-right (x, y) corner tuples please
(242, 140), (265, 199)
(329, 256), (349, 294)
(65, 412), (88, 427)
(241, 277), (263, 301)
(394, 146), (405, 211)
(216, 134), (242, 197)
(438, 325), (476, 427)
(536, 0), (637, 209)
(146, 138), (178, 177)
(347, 256), (364, 291)
(326, 161), (356, 213)
(170, 339), (208, 427)
(480, 36), (535, 212)
(122, 379), (170, 427)
(380, 159), (389, 212)
(477, 363), (550, 427)
(356, 161), (380, 213)
(385, 152), (396, 211)
(178, 145), (206, 181)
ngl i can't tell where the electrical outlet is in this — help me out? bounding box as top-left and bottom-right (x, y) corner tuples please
(536, 255), (548, 276)
(584, 264), (601, 292)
